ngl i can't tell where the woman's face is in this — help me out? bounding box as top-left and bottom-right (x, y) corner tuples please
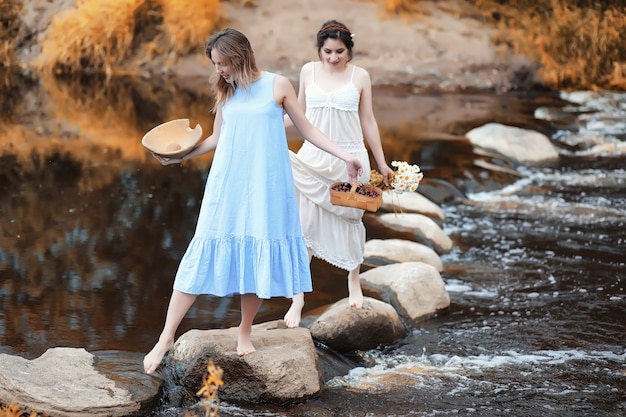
(319, 38), (349, 67)
(211, 49), (235, 84)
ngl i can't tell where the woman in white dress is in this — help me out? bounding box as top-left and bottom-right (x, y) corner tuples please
(284, 20), (393, 327)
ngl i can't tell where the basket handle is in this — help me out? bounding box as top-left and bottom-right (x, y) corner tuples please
(348, 182), (361, 199)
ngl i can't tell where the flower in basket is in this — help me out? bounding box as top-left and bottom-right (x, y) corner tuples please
(369, 161), (424, 193)
(390, 160), (424, 192)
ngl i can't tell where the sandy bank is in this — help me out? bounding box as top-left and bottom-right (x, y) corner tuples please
(171, 0), (540, 91)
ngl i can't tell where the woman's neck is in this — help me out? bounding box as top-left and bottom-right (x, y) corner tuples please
(320, 61), (348, 75)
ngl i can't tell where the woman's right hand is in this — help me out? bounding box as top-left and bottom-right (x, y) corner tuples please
(345, 157), (364, 183)
(152, 153), (183, 165)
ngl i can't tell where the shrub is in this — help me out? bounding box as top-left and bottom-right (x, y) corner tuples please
(378, 0), (626, 91)
(37, 0), (224, 76)
(162, 0), (224, 55)
(38, 0), (146, 76)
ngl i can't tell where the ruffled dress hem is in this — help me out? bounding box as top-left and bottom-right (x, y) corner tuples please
(173, 235), (312, 299)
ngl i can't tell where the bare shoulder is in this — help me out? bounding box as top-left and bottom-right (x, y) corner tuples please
(272, 73), (296, 102)
(351, 65), (372, 90)
(298, 61), (315, 82)
(272, 73), (292, 90)
(301, 61), (315, 74)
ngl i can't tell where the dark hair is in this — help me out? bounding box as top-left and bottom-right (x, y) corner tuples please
(205, 28), (260, 111)
(315, 20), (353, 61)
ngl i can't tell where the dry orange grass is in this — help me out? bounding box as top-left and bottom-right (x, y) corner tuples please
(377, 0), (626, 91)
(0, 403), (39, 417)
(185, 360), (224, 417)
(38, 0), (145, 77)
(0, 0), (21, 69)
(37, 0), (224, 77)
(162, 0), (225, 55)
(382, 0), (415, 14)
(467, 0), (626, 91)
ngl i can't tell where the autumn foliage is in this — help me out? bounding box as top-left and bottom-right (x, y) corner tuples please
(162, 0), (224, 55)
(380, 0), (626, 91)
(38, 0), (146, 76)
(37, 0), (224, 76)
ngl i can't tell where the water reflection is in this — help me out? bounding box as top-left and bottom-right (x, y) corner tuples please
(0, 74), (560, 359)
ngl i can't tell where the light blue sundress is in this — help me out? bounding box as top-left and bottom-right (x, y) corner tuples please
(173, 72), (312, 299)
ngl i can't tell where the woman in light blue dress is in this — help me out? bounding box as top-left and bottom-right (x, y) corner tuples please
(143, 28), (363, 374)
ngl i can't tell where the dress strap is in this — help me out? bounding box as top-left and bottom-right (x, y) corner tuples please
(312, 61), (316, 83)
(350, 64), (356, 81)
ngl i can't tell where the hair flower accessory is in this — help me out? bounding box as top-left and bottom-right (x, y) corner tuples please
(350, 33), (355, 39)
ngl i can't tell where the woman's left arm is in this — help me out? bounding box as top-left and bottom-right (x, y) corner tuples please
(356, 68), (393, 179)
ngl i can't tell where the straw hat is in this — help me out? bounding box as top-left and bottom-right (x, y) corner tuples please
(142, 119), (203, 158)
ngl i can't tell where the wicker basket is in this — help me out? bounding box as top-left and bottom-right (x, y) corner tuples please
(329, 182), (383, 212)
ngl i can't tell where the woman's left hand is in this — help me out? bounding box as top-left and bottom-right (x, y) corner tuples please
(379, 164), (394, 186)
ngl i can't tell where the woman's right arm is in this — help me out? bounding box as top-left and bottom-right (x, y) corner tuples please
(277, 74), (363, 181)
(155, 107), (223, 165)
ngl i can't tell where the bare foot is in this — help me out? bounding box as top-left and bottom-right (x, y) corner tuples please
(237, 330), (256, 356)
(283, 293), (304, 328)
(348, 276), (364, 309)
(143, 339), (173, 374)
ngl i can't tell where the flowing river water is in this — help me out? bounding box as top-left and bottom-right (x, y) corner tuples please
(0, 75), (624, 416)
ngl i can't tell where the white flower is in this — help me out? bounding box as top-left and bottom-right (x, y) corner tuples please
(390, 160), (423, 193)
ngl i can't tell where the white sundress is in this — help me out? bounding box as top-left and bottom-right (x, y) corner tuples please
(289, 62), (372, 271)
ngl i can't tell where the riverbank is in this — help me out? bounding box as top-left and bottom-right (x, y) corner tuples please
(223, 0), (541, 90)
(169, 0), (542, 92)
(8, 0), (625, 92)
(13, 0), (542, 93)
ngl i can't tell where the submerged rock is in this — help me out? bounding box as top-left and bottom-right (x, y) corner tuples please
(0, 348), (161, 417)
(466, 122), (559, 165)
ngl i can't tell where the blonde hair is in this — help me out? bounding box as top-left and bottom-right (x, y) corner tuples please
(204, 28), (260, 112)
